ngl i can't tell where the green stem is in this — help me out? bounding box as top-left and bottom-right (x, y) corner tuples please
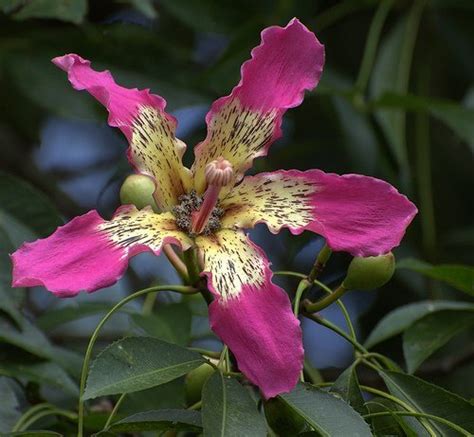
(360, 385), (437, 436)
(162, 245), (189, 282)
(395, 0), (427, 187)
(18, 409), (77, 431)
(302, 312), (368, 356)
(355, 0), (394, 94)
(103, 393), (127, 429)
(188, 347), (221, 359)
(183, 249), (201, 285)
(293, 279), (310, 318)
(308, 244), (332, 282)
(304, 284), (348, 312)
(275, 271), (358, 348)
(12, 403), (55, 432)
(77, 284), (198, 437)
(188, 400), (202, 411)
(415, 64), (436, 261)
(362, 411), (471, 436)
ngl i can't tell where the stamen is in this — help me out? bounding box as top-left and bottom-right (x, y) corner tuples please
(191, 158), (233, 234)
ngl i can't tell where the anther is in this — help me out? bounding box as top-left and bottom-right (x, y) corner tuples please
(191, 158), (233, 234)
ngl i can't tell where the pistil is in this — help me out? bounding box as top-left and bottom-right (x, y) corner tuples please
(191, 157), (233, 234)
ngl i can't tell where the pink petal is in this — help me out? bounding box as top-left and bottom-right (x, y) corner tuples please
(192, 18), (325, 193)
(196, 230), (303, 398)
(11, 207), (191, 297)
(221, 170), (417, 257)
(52, 54), (166, 141)
(52, 54), (192, 209)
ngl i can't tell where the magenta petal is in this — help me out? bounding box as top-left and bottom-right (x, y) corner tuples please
(209, 284), (303, 399)
(221, 170), (417, 256)
(11, 211), (129, 297)
(235, 17), (325, 111)
(11, 208), (191, 297)
(192, 18), (325, 192)
(197, 230), (303, 398)
(52, 54), (166, 141)
(304, 171), (418, 256)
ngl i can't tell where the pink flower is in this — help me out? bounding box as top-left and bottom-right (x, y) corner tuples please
(11, 19), (417, 398)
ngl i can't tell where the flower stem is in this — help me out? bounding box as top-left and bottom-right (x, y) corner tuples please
(183, 248), (201, 285)
(303, 312), (368, 355)
(162, 245), (189, 281)
(304, 284), (347, 313)
(293, 279), (310, 318)
(103, 393), (127, 429)
(307, 244), (332, 283)
(355, 0), (394, 94)
(362, 411), (470, 436)
(77, 284), (198, 437)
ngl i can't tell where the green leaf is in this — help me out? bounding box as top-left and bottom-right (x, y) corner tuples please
(369, 17), (408, 169)
(403, 310), (474, 373)
(201, 372), (267, 437)
(37, 302), (137, 331)
(364, 300), (474, 348)
(13, 0), (87, 24)
(366, 398), (418, 437)
(0, 172), (62, 240)
(373, 92), (474, 149)
(131, 303), (192, 346)
(397, 258), (474, 295)
(0, 360), (78, 396)
(379, 370), (474, 436)
(0, 228), (24, 328)
(330, 364), (367, 415)
(0, 377), (22, 433)
(7, 432), (63, 437)
(280, 383), (372, 436)
(0, 315), (55, 359)
(107, 409), (202, 432)
(84, 337), (205, 399)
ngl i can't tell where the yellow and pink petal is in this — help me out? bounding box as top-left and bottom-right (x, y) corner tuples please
(53, 54), (192, 210)
(220, 170), (417, 257)
(11, 207), (192, 297)
(196, 229), (303, 398)
(192, 18), (325, 195)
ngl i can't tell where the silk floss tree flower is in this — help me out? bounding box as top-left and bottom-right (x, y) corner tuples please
(11, 18), (417, 398)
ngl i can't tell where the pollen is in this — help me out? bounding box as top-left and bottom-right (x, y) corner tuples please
(173, 190), (223, 237)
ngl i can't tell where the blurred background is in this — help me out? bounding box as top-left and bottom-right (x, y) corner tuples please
(0, 0), (473, 430)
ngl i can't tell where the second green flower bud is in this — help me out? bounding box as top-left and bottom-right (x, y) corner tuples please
(343, 252), (395, 290)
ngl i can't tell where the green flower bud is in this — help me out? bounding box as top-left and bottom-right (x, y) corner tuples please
(119, 174), (156, 210)
(343, 252), (395, 290)
(264, 397), (307, 435)
(185, 363), (215, 405)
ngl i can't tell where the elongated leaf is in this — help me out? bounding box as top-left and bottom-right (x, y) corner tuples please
(84, 337), (205, 399)
(0, 377), (22, 433)
(8, 433), (62, 437)
(0, 172), (62, 239)
(379, 370), (474, 436)
(108, 409), (201, 432)
(280, 383), (372, 437)
(397, 258), (474, 295)
(0, 316), (55, 359)
(37, 302), (137, 331)
(0, 360), (78, 396)
(364, 300), (474, 348)
(330, 364), (367, 415)
(202, 372), (266, 437)
(131, 303), (192, 346)
(403, 310), (474, 373)
(373, 92), (474, 147)
(13, 0), (87, 24)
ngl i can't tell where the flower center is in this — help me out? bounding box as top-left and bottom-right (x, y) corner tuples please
(173, 190), (223, 236)
(173, 157), (233, 237)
